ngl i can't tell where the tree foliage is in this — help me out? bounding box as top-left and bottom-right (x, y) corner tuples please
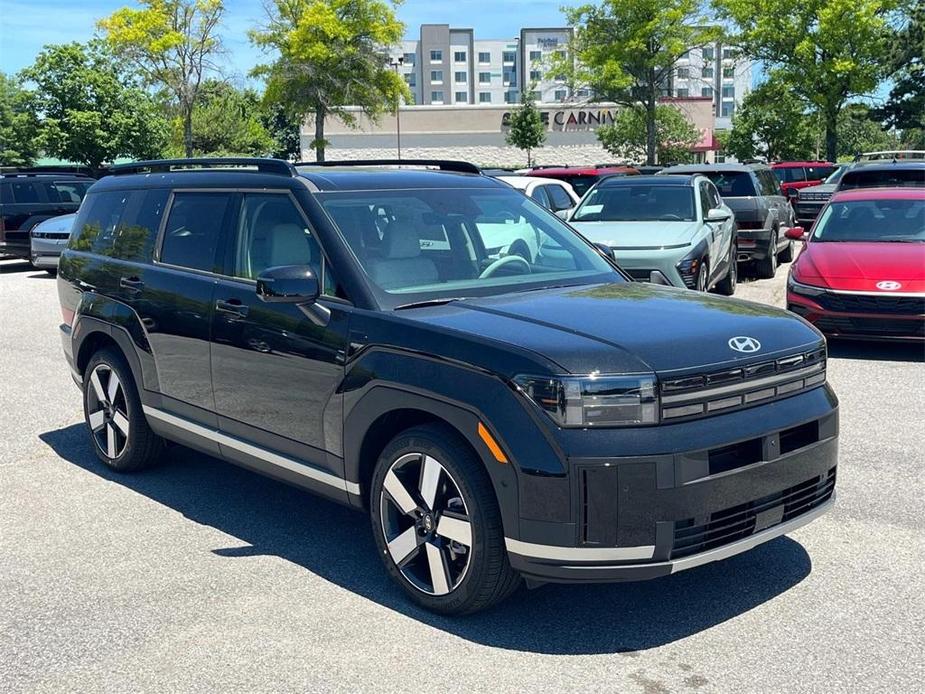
(712, 0), (899, 161)
(726, 78), (816, 161)
(559, 0), (717, 164)
(250, 0), (409, 162)
(99, 0), (225, 157)
(0, 73), (40, 167)
(597, 104), (700, 164)
(870, 1), (924, 134)
(837, 103), (901, 158)
(261, 100), (303, 160)
(20, 41), (168, 169)
(505, 97), (546, 166)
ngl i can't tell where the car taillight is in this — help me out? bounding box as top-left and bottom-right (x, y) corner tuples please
(61, 306), (75, 327)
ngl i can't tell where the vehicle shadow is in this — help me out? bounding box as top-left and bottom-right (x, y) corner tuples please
(40, 423), (813, 655)
(0, 259), (35, 274)
(828, 339), (924, 364)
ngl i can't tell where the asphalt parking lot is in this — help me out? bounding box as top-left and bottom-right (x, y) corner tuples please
(1, 256), (923, 693)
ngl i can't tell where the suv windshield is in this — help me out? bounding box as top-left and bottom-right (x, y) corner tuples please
(824, 167), (846, 185)
(813, 199), (924, 242)
(696, 171), (756, 197)
(572, 184), (695, 222)
(317, 187), (619, 305)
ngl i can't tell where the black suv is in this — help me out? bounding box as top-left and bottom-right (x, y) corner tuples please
(659, 163), (796, 279)
(57, 158), (838, 614)
(0, 171), (94, 260)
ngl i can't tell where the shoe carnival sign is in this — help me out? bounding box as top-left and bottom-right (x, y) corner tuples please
(501, 108), (617, 131)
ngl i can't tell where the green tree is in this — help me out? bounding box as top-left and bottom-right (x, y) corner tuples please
(871, 2), (924, 135)
(713, 0), (899, 162)
(99, 0), (225, 158)
(0, 73), (40, 167)
(597, 104), (700, 164)
(837, 103), (901, 158)
(726, 78), (816, 160)
(166, 80), (275, 156)
(505, 97), (546, 166)
(20, 41), (168, 169)
(250, 0), (409, 162)
(558, 0), (717, 165)
(261, 100), (303, 160)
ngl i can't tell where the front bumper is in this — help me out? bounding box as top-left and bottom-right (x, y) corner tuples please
(610, 246), (691, 288)
(507, 387), (838, 584)
(31, 238), (67, 267)
(788, 292), (925, 341)
(794, 201), (825, 225)
(0, 239), (30, 259)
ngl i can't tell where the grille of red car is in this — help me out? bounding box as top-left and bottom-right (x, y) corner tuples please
(814, 293), (925, 316)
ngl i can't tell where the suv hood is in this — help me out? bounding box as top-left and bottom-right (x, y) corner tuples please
(799, 183), (837, 195)
(570, 221), (699, 249)
(403, 283), (822, 374)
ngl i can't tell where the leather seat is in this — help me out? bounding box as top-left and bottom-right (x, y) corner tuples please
(366, 225), (439, 290)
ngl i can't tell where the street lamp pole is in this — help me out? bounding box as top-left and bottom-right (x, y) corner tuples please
(390, 56), (404, 159)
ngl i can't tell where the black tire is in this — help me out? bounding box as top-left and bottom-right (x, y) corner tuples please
(756, 231), (778, 279)
(83, 348), (162, 472)
(778, 237), (794, 263)
(370, 423), (521, 615)
(45, 269), (57, 277)
(695, 258), (709, 292)
(715, 244), (737, 296)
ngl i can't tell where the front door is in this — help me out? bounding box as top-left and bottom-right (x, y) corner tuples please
(210, 191), (349, 477)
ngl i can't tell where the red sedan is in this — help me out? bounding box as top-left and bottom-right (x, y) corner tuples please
(786, 188), (925, 341)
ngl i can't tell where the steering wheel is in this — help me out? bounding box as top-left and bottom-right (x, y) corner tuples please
(479, 254), (531, 279)
(659, 214), (683, 221)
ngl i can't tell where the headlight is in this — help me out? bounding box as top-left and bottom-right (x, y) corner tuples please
(788, 274), (826, 296)
(513, 374), (658, 427)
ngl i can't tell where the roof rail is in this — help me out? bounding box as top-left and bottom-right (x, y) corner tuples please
(109, 158), (297, 177)
(296, 159), (482, 175)
(0, 165), (97, 178)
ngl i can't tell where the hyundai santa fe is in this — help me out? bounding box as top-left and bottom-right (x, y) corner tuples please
(57, 158), (838, 615)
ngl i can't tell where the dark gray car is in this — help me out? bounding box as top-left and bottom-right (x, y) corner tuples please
(659, 163), (795, 278)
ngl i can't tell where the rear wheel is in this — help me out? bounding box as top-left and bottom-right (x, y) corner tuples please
(370, 423), (520, 614)
(756, 231), (778, 279)
(83, 348), (162, 472)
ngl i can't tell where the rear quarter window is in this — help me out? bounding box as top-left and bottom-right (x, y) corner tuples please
(69, 188), (166, 262)
(6, 180), (45, 203)
(70, 190), (133, 255)
(703, 172), (756, 197)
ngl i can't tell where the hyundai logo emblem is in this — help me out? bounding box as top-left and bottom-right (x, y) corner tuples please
(876, 280), (902, 291)
(729, 336), (761, 353)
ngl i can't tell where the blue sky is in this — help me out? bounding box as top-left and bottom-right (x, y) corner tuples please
(0, 0), (579, 80)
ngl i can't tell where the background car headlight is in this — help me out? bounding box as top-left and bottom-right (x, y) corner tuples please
(513, 374), (658, 427)
(788, 275), (826, 296)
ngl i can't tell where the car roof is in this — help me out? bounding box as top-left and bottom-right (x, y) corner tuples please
(831, 187), (925, 202)
(598, 174), (697, 187)
(843, 161), (925, 172)
(496, 175), (546, 189)
(528, 166), (638, 176)
(0, 172), (92, 180)
(296, 166), (500, 192)
(770, 161), (834, 168)
(660, 163), (767, 173)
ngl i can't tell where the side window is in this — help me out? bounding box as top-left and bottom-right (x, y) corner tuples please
(160, 192), (231, 272)
(529, 185), (551, 209)
(8, 181), (44, 203)
(547, 184), (573, 211)
(789, 168), (807, 182)
(70, 190), (132, 255)
(50, 181), (92, 203)
(698, 182), (712, 215)
(763, 170), (782, 195)
(708, 183), (723, 209)
(111, 189), (169, 262)
(233, 193), (333, 291)
(0, 183), (11, 204)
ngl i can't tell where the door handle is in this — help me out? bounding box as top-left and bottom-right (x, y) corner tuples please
(120, 276), (144, 291)
(216, 298), (249, 319)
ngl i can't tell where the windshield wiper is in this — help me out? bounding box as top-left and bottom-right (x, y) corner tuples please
(394, 297), (464, 311)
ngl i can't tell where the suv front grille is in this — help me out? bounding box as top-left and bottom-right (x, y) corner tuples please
(659, 347), (826, 422)
(814, 316), (925, 338)
(623, 268), (654, 282)
(815, 293), (925, 316)
(670, 467), (836, 559)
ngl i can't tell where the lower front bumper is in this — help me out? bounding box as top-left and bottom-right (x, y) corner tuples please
(0, 240), (30, 259)
(788, 295), (925, 341)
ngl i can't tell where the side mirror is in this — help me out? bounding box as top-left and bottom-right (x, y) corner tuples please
(256, 265), (320, 304)
(593, 242), (614, 259)
(785, 226), (807, 241)
(706, 208), (732, 222)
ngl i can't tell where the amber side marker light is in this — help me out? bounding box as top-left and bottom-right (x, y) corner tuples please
(478, 422), (508, 464)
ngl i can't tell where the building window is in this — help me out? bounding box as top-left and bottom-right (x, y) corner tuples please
(721, 102), (734, 117)
(404, 73), (415, 87)
(554, 89), (567, 101)
(431, 91), (444, 103)
(676, 88), (689, 98)
(455, 71), (467, 83)
(530, 90), (541, 101)
(403, 52), (415, 64)
(431, 70), (443, 83)
(502, 50), (516, 63)
(677, 67), (689, 79)
(722, 85), (735, 98)
(430, 50), (442, 62)
(454, 51), (466, 62)
(723, 67), (734, 79)
(702, 46), (715, 61)
(478, 51), (491, 63)
(504, 90), (519, 104)
(530, 69), (541, 81)
(555, 50), (566, 60)
(702, 67), (714, 79)
(529, 50), (542, 61)
(701, 86), (713, 98)
(479, 92), (492, 103)
(723, 47), (738, 60)
(503, 69), (516, 86)
(478, 71), (491, 84)
(455, 91), (468, 103)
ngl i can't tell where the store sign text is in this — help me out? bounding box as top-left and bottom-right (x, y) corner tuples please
(501, 109), (616, 130)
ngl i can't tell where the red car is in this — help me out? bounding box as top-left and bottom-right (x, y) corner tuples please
(771, 161), (838, 202)
(786, 188), (925, 341)
(526, 165), (639, 196)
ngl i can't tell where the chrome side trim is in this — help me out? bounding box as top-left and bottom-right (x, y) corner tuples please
(825, 289), (925, 298)
(142, 405), (361, 496)
(505, 538), (656, 562)
(661, 361), (824, 405)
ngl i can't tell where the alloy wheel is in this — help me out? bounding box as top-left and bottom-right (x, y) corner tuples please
(696, 263), (708, 292)
(86, 364), (130, 459)
(379, 452), (473, 596)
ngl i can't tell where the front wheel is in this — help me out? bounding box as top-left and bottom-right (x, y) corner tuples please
(695, 259), (710, 292)
(778, 237), (794, 263)
(715, 246), (737, 296)
(370, 423), (521, 614)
